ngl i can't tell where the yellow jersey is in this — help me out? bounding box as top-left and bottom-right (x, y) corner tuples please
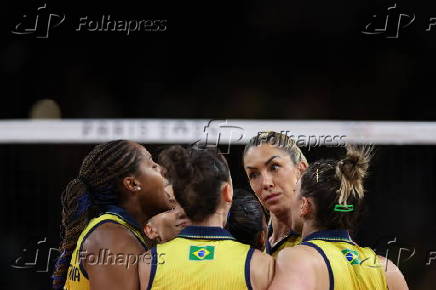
(301, 229), (387, 290)
(147, 225), (254, 290)
(265, 224), (301, 258)
(64, 205), (147, 290)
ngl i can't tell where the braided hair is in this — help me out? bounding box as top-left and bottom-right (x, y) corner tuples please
(52, 140), (146, 289)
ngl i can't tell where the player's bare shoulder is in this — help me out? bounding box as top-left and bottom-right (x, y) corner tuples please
(250, 249), (274, 290)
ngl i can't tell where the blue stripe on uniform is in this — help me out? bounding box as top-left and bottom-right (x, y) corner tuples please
(79, 220), (118, 279)
(301, 241), (334, 290)
(244, 247), (255, 290)
(147, 247), (158, 290)
(178, 225), (235, 240)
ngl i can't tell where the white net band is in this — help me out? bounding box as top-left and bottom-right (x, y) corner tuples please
(1, 119), (435, 145)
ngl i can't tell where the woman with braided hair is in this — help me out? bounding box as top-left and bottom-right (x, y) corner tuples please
(269, 145), (408, 290)
(52, 140), (172, 290)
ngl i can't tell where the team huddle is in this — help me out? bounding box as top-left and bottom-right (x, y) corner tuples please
(52, 131), (409, 290)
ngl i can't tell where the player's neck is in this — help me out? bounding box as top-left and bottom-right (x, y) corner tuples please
(191, 211), (226, 228)
(301, 221), (320, 240)
(119, 199), (149, 229)
(270, 214), (291, 244)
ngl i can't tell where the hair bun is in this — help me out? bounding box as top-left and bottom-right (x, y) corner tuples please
(336, 145), (373, 204)
(159, 145), (194, 182)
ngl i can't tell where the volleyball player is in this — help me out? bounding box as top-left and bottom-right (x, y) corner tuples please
(139, 145), (274, 290)
(269, 145), (408, 289)
(243, 131), (308, 257)
(226, 189), (267, 251)
(52, 140), (173, 290)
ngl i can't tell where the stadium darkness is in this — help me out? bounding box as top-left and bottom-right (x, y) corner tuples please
(2, 1), (436, 120)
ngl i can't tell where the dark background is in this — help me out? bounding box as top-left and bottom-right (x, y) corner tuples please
(2, 0), (436, 120)
(2, 0), (436, 289)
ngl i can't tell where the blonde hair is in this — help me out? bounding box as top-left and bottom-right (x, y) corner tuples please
(336, 145), (373, 205)
(244, 131), (307, 165)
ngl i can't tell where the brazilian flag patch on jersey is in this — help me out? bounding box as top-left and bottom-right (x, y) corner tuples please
(341, 249), (361, 265)
(189, 246), (215, 261)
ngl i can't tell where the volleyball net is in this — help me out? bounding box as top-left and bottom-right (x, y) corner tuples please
(1, 119), (436, 145)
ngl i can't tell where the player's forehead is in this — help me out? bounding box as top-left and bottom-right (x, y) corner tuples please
(244, 144), (290, 167)
(128, 141), (151, 158)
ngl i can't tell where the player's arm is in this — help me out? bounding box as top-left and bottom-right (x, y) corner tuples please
(83, 223), (145, 290)
(378, 256), (409, 290)
(250, 249), (275, 290)
(138, 250), (152, 290)
(268, 246), (318, 290)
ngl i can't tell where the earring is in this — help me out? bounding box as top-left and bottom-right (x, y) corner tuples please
(136, 186), (142, 191)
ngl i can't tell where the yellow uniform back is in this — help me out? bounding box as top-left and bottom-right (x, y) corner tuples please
(147, 226), (254, 290)
(301, 229), (387, 290)
(64, 206), (147, 290)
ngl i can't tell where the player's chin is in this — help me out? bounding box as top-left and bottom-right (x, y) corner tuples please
(267, 199), (289, 217)
(161, 202), (174, 213)
(151, 201), (174, 216)
(159, 191), (175, 211)
(176, 218), (191, 228)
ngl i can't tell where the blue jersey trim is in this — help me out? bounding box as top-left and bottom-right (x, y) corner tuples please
(302, 229), (353, 244)
(78, 212), (147, 280)
(100, 210), (148, 249)
(301, 241), (334, 290)
(245, 247), (255, 290)
(178, 225), (236, 240)
(147, 247), (158, 290)
(265, 239), (272, 254)
(104, 205), (142, 232)
(79, 219), (118, 280)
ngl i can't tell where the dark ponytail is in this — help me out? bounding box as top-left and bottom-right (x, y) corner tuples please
(159, 145), (230, 222)
(226, 189), (266, 250)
